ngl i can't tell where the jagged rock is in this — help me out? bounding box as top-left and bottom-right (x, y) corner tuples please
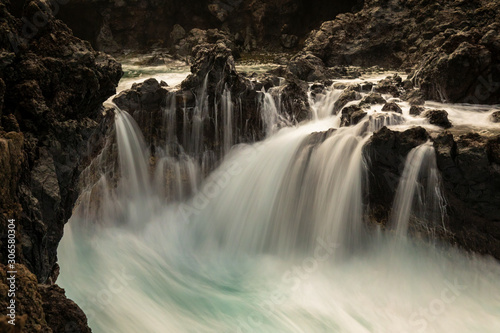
(381, 102), (402, 113)
(0, 2), (121, 331)
(333, 88), (362, 113)
(490, 110), (500, 123)
(410, 105), (425, 116)
(422, 110), (452, 128)
(359, 92), (386, 107)
(39, 285), (91, 333)
(340, 105), (366, 127)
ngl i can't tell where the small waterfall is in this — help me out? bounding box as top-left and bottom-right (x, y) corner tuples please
(258, 88), (284, 137)
(390, 142), (447, 239)
(221, 86), (233, 155)
(309, 87), (342, 119)
(114, 108), (152, 197)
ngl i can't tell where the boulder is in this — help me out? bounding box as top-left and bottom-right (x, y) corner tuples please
(422, 110), (452, 128)
(381, 102), (402, 113)
(333, 88), (362, 113)
(409, 105), (425, 116)
(287, 53), (329, 82)
(490, 110), (500, 123)
(359, 92), (386, 106)
(340, 105), (366, 127)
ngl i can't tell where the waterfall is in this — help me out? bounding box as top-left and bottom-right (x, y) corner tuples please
(59, 79), (500, 333)
(390, 142), (447, 239)
(114, 108), (151, 197)
(222, 86), (233, 155)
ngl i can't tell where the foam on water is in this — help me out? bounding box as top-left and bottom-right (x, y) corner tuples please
(59, 74), (500, 333)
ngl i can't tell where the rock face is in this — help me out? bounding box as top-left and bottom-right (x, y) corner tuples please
(1, 0), (121, 331)
(56, 0), (361, 54)
(363, 126), (430, 223)
(303, 0), (500, 104)
(433, 132), (500, 258)
(364, 126), (500, 259)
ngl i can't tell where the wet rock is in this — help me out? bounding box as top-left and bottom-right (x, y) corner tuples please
(359, 92), (386, 107)
(381, 102), (402, 113)
(422, 110), (452, 128)
(274, 80), (311, 123)
(374, 78), (400, 96)
(333, 88), (362, 113)
(404, 89), (426, 106)
(410, 105), (425, 116)
(433, 132), (500, 258)
(340, 105), (366, 127)
(363, 126), (430, 223)
(490, 110), (500, 123)
(302, 0), (500, 104)
(360, 82), (374, 92)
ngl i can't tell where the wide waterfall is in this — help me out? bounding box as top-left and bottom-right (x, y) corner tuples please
(59, 79), (500, 333)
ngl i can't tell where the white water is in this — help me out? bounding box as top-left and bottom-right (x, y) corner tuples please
(59, 76), (500, 333)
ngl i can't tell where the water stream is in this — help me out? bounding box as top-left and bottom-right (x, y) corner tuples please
(59, 71), (500, 333)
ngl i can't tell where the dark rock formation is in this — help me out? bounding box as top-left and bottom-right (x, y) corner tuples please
(491, 110), (500, 123)
(409, 105), (425, 116)
(363, 126), (430, 223)
(340, 105), (366, 127)
(1, 0), (121, 331)
(333, 88), (361, 113)
(39, 284), (92, 333)
(422, 110), (452, 128)
(433, 132), (500, 258)
(364, 125), (500, 258)
(287, 53), (329, 82)
(303, 0), (500, 104)
(381, 102), (402, 113)
(56, 0), (362, 54)
(359, 92), (386, 107)
(114, 42), (311, 163)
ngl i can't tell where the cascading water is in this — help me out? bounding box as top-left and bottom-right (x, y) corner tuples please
(390, 142), (447, 239)
(59, 80), (500, 333)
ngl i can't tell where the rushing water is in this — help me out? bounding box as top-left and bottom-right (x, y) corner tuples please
(59, 71), (500, 333)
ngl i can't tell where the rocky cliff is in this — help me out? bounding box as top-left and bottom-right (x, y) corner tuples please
(0, 0), (121, 331)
